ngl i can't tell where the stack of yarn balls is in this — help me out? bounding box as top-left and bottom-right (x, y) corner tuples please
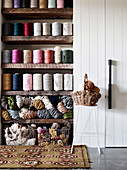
(3, 22), (73, 36)
(1, 95), (73, 120)
(3, 0), (73, 9)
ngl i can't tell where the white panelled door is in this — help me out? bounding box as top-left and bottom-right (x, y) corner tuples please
(106, 0), (127, 147)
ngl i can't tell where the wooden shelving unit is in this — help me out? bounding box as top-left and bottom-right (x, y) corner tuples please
(2, 8), (73, 19)
(2, 36), (73, 44)
(2, 91), (72, 96)
(2, 119), (73, 124)
(2, 63), (73, 69)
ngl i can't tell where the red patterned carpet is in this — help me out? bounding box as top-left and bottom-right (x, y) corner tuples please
(0, 145), (89, 168)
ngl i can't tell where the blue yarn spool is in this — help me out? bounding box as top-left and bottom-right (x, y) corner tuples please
(13, 73), (22, 91)
(48, 0), (56, 8)
(14, 23), (23, 36)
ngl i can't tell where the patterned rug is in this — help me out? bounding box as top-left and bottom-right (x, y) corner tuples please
(0, 145), (90, 168)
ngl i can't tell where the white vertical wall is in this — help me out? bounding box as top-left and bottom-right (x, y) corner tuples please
(74, 0), (105, 147)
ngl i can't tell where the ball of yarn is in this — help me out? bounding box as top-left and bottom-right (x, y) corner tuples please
(16, 95), (32, 109)
(61, 96), (73, 110)
(7, 96), (16, 110)
(49, 96), (60, 108)
(41, 96), (53, 110)
(23, 111), (37, 119)
(48, 108), (62, 119)
(63, 110), (73, 119)
(37, 127), (42, 134)
(19, 108), (29, 119)
(57, 101), (68, 114)
(1, 96), (8, 109)
(8, 110), (20, 120)
(37, 108), (51, 119)
(33, 99), (45, 110)
(51, 123), (60, 130)
(2, 110), (11, 120)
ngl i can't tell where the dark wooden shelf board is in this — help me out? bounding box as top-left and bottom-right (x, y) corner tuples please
(2, 91), (72, 96)
(2, 36), (73, 44)
(2, 119), (73, 124)
(2, 8), (73, 19)
(2, 63), (73, 69)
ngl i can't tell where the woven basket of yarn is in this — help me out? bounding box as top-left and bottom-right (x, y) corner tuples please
(33, 99), (45, 110)
(70, 74), (101, 106)
(23, 111), (37, 119)
(2, 110), (11, 120)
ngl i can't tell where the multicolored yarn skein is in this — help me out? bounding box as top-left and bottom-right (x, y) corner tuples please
(2, 110), (11, 120)
(23, 111), (37, 119)
(60, 96), (73, 110)
(19, 108), (29, 119)
(57, 101), (68, 114)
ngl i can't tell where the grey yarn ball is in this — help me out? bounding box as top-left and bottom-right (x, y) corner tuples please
(48, 108), (62, 119)
(37, 109), (52, 119)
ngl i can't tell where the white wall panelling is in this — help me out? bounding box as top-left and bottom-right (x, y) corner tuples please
(74, 0), (105, 147)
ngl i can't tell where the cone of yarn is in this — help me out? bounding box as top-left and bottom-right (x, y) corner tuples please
(54, 46), (61, 63)
(44, 50), (54, 64)
(33, 99), (45, 110)
(22, 0), (30, 8)
(43, 73), (52, 91)
(23, 111), (37, 119)
(23, 74), (33, 91)
(14, 0), (21, 8)
(24, 23), (33, 36)
(30, 0), (38, 8)
(23, 50), (32, 63)
(33, 50), (43, 63)
(62, 50), (73, 63)
(39, 0), (47, 8)
(48, 0), (56, 8)
(12, 49), (22, 63)
(43, 23), (51, 35)
(2, 110), (11, 120)
(3, 0), (13, 8)
(57, 0), (64, 8)
(2, 50), (12, 64)
(13, 73), (22, 91)
(63, 22), (72, 35)
(54, 73), (63, 91)
(14, 23), (23, 36)
(57, 101), (68, 114)
(34, 23), (42, 36)
(33, 74), (42, 90)
(64, 73), (73, 90)
(52, 22), (62, 36)
(2, 23), (13, 36)
(3, 73), (12, 91)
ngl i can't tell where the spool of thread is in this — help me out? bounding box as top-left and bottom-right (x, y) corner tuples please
(54, 73), (63, 91)
(22, 0), (30, 8)
(2, 50), (12, 64)
(23, 74), (33, 91)
(33, 50), (43, 63)
(14, 0), (21, 8)
(33, 74), (42, 91)
(64, 73), (73, 90)
(30, 0), (38, 8)
(24, 23), (33, 36)
(52, 22), (62, 36)
(62, 50), (73, 63)
(23, 50), (32, 63)
(34, 22), (42, 36)
(2, 23), (13, 36)
(14, 23), (23, 36)
(13, 73), (22, 91)
(43, 23), (51, 35)
(44, 50), (54, 64)
(12, 49), (22, 63)
(54, 46), (61, 63)
(57, 0), (64, 8)
(39, 0), (47, 8)
(48, 0), (56, 8)
(3, 0), (13, 8)
(3, 73), (12, 91)
(63, 22), (72, 35)
(43, 73), (52, 91)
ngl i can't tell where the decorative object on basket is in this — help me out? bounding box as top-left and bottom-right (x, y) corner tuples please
(71, 73), (101, 106)
(4, 123), (36, 145)
(2, 110), (11, 120)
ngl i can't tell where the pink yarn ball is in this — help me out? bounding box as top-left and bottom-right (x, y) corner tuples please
(41, 129), (46, 134)
(37, 127), (42, 134)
